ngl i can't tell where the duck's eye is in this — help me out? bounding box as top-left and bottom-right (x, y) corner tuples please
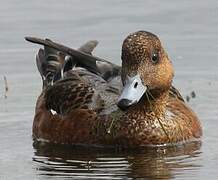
(151, 51), (159, 64)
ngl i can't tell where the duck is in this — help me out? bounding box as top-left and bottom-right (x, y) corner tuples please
(26, 31), (202, 147)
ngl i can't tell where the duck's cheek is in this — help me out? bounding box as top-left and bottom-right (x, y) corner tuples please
(117, 74), (147, 111)
(153, 71), (173, 90)
(154, 60), (174, 87)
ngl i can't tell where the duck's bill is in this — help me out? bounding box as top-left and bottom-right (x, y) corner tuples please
(117, 74), (147, 111)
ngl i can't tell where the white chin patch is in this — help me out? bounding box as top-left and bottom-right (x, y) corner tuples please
(50, 109), (57, 115)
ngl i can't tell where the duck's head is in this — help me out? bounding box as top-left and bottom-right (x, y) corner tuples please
(118, 31), (174, 111)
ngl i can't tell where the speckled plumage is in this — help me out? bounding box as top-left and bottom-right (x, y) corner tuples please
(30, 31), (202, 148)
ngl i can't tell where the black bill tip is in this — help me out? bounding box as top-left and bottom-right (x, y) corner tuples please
(117, 99), (133, 111)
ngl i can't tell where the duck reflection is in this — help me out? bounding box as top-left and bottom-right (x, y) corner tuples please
(33, 141), (202, 179)
(127, 142), (202, 179)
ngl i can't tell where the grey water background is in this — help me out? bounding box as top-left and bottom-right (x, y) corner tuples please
(0, 0), (218, 179)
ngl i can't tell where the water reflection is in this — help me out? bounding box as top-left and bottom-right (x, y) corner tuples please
(33, 141), (202, 179)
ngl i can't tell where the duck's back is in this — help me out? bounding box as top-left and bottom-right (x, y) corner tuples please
(44, 67), (121, 115)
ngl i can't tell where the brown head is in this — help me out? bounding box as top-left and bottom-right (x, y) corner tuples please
(118, 31), (174, 110)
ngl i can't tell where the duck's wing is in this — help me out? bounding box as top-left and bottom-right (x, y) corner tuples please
(78, 40), (98, 55)
(77, 40), (121, 81)
(44, 71), (105, 115)
(35, 39), (100, 88)
(169, 86), (185, 102)
(25, 36), (121, 82)
(45, 68), (121, 115)
(36, 44), (68, 88)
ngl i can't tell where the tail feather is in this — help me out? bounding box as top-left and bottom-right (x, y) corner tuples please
(77, 40), (121, 80)
(26, 36), (121, 86)
(36, 48), (46, 79)
(78, 40), (98, 55)
(36, 47), (66, 88)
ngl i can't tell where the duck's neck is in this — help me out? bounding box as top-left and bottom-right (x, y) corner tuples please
(131, 89), (169, 118)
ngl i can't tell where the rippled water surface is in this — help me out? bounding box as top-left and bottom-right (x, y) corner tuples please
(0, 0), (218, 179)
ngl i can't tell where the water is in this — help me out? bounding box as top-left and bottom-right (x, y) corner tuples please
(0, 0), (218, 179)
